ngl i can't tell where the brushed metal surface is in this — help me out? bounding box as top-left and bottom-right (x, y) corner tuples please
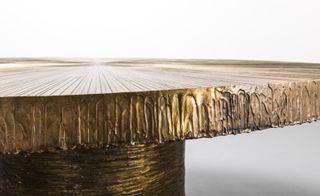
(0, 58), (319, 97)
(1, 58), (319, 195)
(0, 59), (320, 152)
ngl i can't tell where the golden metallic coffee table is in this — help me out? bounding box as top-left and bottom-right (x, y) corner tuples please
(0, 58), (319, 195)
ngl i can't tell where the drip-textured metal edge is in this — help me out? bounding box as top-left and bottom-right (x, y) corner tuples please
(0, 141), (185, 195)
(0, 80), (319, 153)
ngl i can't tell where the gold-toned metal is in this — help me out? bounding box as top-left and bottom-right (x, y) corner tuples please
(1, 59), (320, 152)
(0, 141), (185, 195)
(1, 58), (320, 195)
(0, 81), (320, 153)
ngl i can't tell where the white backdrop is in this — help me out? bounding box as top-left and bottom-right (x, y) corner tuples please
(1, 1), (320, 195)
(1, 0), (320, 62)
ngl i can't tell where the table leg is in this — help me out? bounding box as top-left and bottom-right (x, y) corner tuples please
(0, 141), (185, 195)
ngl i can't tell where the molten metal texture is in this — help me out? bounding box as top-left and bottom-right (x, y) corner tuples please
(0, 141), (185, 195)
(1, 59), (320, 195)
(1, 59), (320, 153)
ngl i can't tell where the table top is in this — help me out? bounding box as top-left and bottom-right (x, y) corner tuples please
(1, 58), (320, 97)
(0, 58), (320, 153)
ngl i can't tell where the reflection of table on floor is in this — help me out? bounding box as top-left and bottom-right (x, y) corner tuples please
(0, 58), (319, 195)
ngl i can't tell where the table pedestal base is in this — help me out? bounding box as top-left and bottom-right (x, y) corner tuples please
(0, 141), (185, 195)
